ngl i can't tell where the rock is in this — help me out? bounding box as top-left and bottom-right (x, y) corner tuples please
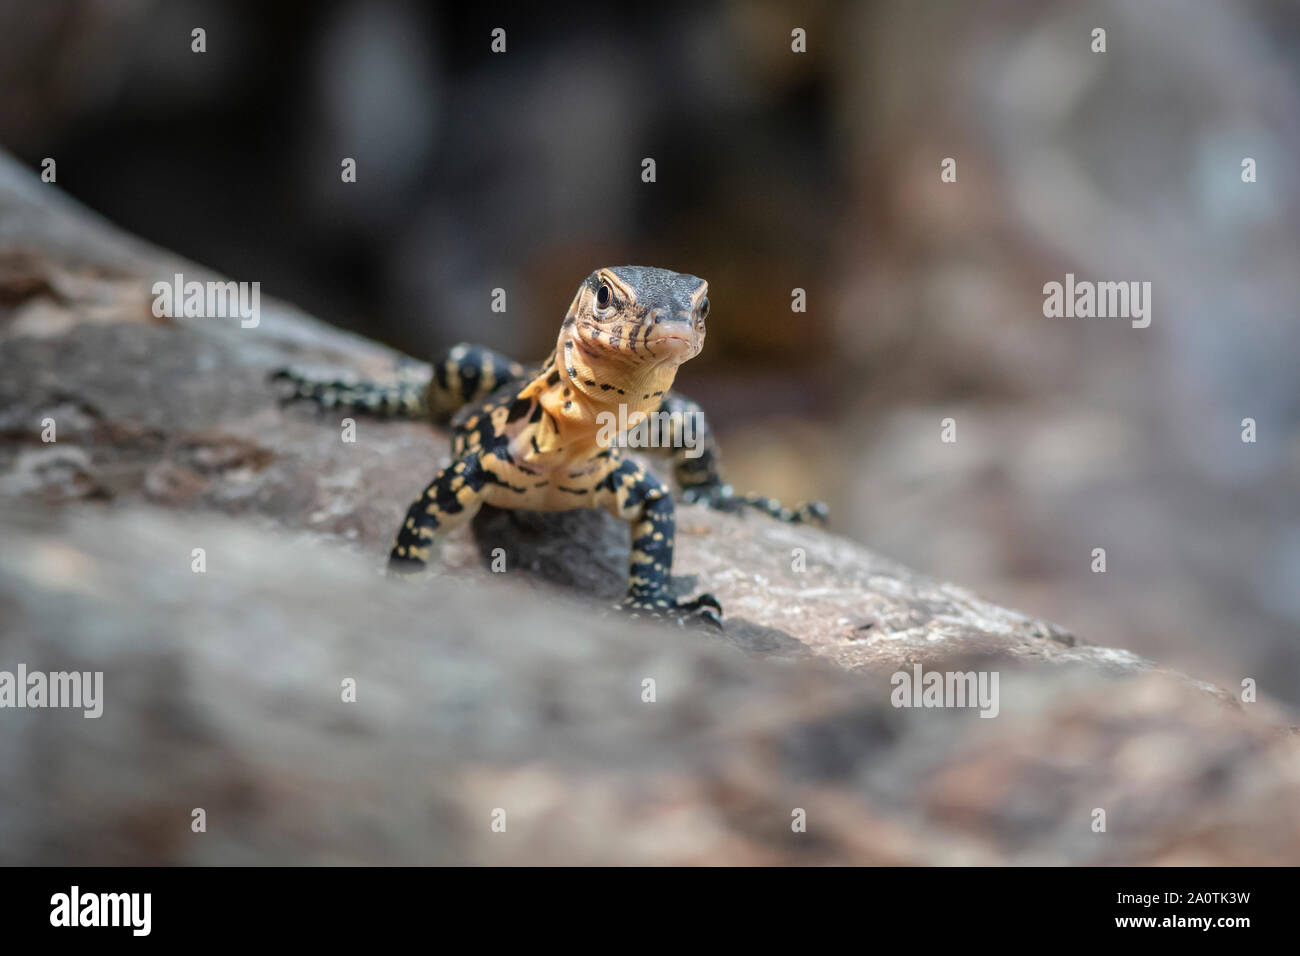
(2, 149), (1298, 864)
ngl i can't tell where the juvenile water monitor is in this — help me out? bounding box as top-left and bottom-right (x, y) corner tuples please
(275, 266), (826, 626)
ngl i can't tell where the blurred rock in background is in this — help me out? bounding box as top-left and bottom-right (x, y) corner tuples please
(1, 0), (1296, 704)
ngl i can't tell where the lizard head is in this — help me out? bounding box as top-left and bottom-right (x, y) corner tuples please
(558, 266), (708, 401)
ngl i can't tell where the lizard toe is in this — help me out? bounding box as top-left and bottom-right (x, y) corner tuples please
(620, 593), (724, 629)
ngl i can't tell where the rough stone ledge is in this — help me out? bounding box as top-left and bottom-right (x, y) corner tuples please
(2, 148), (1297, 864)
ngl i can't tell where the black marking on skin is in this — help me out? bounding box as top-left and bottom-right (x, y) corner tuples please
(598, 459), (640, 496)
(507, 396), (532, 422)
(546, 369), (560, 386)
(468, 409), (512, 461)
(584, 379), (595, 387)
(544, 410), (560, 432)
(483, 472), (528, 494)
(530, 435), (541, 455)
(459, 361), (481, 400)
(476, 458), (527, 495)
(528, 403), (543, 424)
(534, 480), (549, 488)
(557, 486), (589, 495)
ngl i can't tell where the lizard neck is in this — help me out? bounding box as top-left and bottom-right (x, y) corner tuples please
(518, 326), (682, 450)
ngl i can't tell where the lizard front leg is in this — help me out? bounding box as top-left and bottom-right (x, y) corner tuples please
(388, 451), (491, 572)
(594, 457), (722, 628)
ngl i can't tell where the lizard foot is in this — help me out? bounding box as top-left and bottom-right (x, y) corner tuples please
(386, 553), (429, 577)
(620, 592), (723, 630)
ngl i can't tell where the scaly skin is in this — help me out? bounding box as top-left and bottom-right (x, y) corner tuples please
(274, 265), (827, 627)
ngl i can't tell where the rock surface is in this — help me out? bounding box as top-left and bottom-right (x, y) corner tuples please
(1, 150), (1297, 864)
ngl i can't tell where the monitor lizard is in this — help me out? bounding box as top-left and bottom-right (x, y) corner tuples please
(274, 265), (826, 627)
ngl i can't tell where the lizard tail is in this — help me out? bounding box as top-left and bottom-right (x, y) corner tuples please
(271, 368), (427, 420)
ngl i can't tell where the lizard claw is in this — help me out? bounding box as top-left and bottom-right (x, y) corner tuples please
(386, 553), (428, 576)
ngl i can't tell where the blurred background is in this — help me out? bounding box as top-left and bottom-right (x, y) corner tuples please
(2, 0), (1296, 701)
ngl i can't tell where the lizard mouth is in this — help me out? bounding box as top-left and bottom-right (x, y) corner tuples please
(574, 323), (701, 362)
(644, 333), (696, 346)
(641, 332), (702, 360)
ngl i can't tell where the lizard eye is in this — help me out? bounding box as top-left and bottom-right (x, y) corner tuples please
(596, 283), (613, 310)
(698, 298), (709, 321)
